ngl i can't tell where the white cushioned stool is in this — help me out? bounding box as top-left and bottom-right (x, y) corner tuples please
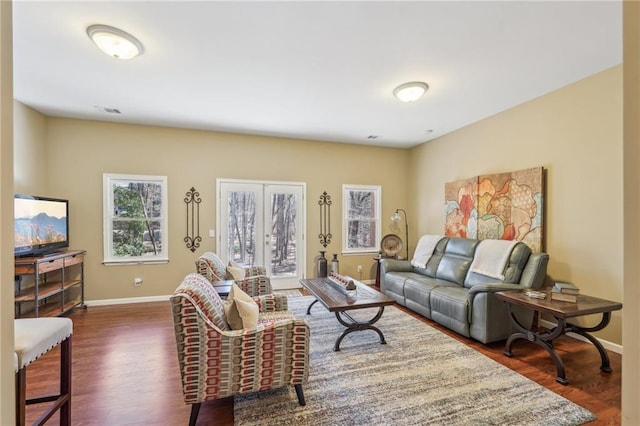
(14, 318), (73, 426)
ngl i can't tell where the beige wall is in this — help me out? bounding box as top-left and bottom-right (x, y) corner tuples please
(13, 101), (47, 194)
(622, 1), (640, 423)
(1, 1), (14, 423)
(409, 66), (623, 345)
(34, 117), (409, 300)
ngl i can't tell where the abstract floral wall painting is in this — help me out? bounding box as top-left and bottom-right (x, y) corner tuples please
(444, 167), (544, 252)
(444, 177), (478, 239)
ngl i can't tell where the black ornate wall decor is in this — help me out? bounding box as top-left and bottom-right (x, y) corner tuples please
(318, 191), (332, 248)
(184, 187), (202, 252)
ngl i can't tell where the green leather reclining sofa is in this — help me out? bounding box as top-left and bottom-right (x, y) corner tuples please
(380, 237), (549, 344)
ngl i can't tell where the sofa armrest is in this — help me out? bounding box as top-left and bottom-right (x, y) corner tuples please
(466, 283), (527, 328)
(379, 259), (412, 278)
(467, 283), (526, 296)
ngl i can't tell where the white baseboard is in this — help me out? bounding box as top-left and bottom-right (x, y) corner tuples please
(539, 319), (622, 355)
(86, 295), (171, 306)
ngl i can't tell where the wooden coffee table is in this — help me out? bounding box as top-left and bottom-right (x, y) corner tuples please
(300, 278), (395, 351)
(496, 290), (622, 384)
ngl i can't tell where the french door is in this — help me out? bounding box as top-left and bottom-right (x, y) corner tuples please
(217, 179), (306, 289)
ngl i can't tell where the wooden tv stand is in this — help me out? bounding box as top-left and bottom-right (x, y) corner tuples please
(14, 249), (86, 318)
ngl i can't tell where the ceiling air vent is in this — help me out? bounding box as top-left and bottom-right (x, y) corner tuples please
(93, 106), (121, 114)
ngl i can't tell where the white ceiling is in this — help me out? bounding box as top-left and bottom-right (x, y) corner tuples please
(12, 1), (622, 148)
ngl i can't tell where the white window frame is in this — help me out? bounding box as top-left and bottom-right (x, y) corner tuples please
(103, 173), (169, 265)
(342, 184), (382, 254)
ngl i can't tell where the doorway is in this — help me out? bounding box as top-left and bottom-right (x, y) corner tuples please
(217, 179), (306, 289)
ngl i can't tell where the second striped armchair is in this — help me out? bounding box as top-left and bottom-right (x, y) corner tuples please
(195, 251), (272, 296)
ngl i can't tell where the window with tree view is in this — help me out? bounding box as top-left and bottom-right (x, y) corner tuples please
(342, 184), (382, 254)
(103, 174), (168, 264)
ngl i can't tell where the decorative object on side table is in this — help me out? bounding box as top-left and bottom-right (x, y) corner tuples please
(331, 253), (339, 274)
(391, 208), (409, 260)
(317, 251), (328, 278)
(380, 234), (402, 258)
(524, 290), (546, 299)
(553, 282), (580, 294)
(184, 187), (202, 252)
(318, 191), (332, 248)
(551, 282), (579, 302)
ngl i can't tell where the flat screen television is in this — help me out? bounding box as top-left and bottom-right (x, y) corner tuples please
(14, 194), (69, 257)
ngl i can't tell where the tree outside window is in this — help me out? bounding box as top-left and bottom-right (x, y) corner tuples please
(227, 191), (257, 266)
(342, 184), (382, 254)
(103, 174), (168, 264)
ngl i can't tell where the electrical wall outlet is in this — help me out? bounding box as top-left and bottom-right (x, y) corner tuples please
(356, 265), (363, 272)
(134, 277), (143, 286)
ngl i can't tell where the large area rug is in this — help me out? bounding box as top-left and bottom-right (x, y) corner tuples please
(234, 296), (596, 425)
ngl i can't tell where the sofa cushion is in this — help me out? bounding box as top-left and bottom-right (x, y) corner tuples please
(422, 237), (450, 276)
(434, 238), (479, 285)
(430, 285), (471, 337)
(224, 283), (259, 330)
(464, 242), (531, 288)
(383, 271), (428, 305)
(227, 265), (246, 281)
(404, 276), (458, 319)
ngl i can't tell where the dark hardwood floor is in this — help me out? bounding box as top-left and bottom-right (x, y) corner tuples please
(23, 296), (621, 425)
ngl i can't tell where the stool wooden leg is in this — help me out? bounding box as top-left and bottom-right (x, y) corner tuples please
(16, 368), (26, 426)
(60, 336), (72, 426)
(28, 336), (73, 426)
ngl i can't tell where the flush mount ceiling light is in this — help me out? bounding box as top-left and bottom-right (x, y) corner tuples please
(86, 24), (143, 60)
(393, 81), (429, 102)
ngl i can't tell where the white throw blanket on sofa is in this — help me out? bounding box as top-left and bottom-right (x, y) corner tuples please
(411, 235), (443, 268)
(469, 239), (518, 280)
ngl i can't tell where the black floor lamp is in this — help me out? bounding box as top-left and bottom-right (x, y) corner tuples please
(391, 208), (409, 260)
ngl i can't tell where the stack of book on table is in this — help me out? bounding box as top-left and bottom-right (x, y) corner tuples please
(551, 282), (579, 302)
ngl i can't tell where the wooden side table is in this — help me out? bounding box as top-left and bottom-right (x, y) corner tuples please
(496, 290), (622, 385)
(373, 256), (397, 287)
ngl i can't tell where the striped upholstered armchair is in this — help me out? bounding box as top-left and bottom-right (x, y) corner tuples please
(170, 273), (309, 426)
(195, 251), (272, 296)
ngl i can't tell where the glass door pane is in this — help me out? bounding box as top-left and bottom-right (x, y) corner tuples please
(266, 186), (300, 279)
(227, 191), (258, 266)
(219, 182), (264, 268)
